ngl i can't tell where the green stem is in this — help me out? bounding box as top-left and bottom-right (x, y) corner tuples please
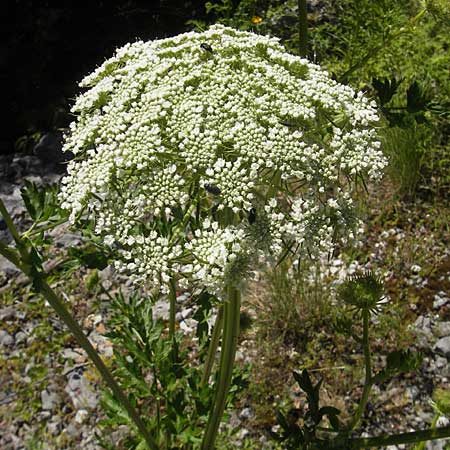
(0, 200), (21, 244)
(0, 199), (158, 450)
(201, 306), (224, 386)
(39, 281), (159, 450)
(23, 217), (68, 239)
(201, 286), (241, 450)
(348, 425), (450, 448)
(349, 310), (372, 430)
(298, 0), (308, 57)
(169, 277), (177, 342)
(415, 414), (440, 450)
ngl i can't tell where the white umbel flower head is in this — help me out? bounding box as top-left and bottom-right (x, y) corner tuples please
(59, 25), (386, 296)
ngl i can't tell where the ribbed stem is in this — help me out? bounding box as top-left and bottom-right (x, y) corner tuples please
(349, 310), (372, 430)
(201, 286), (241, 450)
(348, 425), (450, 448)
(201, 306), (224, 386)
(169, 277), (177, 342)
(298, 0), (308, 57)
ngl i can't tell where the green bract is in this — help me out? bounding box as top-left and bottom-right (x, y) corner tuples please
(60, 25), (386, 296)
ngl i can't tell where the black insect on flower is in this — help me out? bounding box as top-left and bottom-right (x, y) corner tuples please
(248, 207), (257, 224)
(204, 184), (221, 195)
(200, 43), (213, 53)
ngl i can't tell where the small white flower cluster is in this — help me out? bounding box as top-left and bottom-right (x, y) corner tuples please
(59, 25), (386, 296)
(183, 220), (247, 293)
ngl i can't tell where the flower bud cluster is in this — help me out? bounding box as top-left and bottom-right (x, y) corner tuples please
(59, 25), (386, 295)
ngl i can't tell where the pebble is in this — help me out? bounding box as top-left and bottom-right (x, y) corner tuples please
(40, 389), (60, 411)
(433, 292), (450, 310)
(0, 330), (14, 346)
(434, 337), (450, 358)
(75, 409), (89, 424)
(0, 306), (16, 320)
(239, 407), (253, 421)
(14, 331), (27, 344)
(435, 322), (450, 338)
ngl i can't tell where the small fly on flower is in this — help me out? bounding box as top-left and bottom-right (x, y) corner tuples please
(204, 184), (221, 195)
(200, 43), (213, 53)
(248, 207), (257, 224)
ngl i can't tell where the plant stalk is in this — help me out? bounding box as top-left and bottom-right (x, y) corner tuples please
(298, 0), (308, 57)
(201, 306), (224, 386)
(201, 286), (241, 450)
(39, 281), (159, 450)
(349, 309), (372, 430)
(348, 425), (450, 448)
(169, 277), (177, 342)
(0, 200), (158, 450)
(0, 200), (21, 243)
(415, 414), (440, 450)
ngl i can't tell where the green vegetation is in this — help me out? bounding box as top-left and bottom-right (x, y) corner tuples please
(1, 1), (449, 449)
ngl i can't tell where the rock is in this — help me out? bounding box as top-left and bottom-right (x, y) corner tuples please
(435, 356), (448, 370)
(0, 306), (16, 320)
(415, 315), (432, 333)
(65, 371), (98, 409)
(40, 389), (60, 411)
(14, 331), (27, 344)
(152, 299), (170, 321)
(435, 322), (450, 338)
(53, 231), (81, 248)
(425, 438), (448, 450)
(0, 330), (14, 346)
(0, 255), (21, 277)
(75, 409), (89, 424)
(406, 386), (420, 402)
(239, 407), (253, 421)
(433, 292), (450, 310)
(61, 348), (86, 363)
(33, 132), (71, 166)
(181, 307), (193, 319)
(434, 337), (450, 358)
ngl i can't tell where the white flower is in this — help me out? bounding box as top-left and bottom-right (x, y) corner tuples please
(59, 25), (386, 295)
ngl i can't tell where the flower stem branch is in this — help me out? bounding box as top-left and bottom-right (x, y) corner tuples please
(201, 286), (241, 450)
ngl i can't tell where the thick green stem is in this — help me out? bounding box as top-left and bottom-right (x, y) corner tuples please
(201, 306), (224, 386)
(298, 0), (308, 57)
(169, 277), (177, 342)
(201, 286), (241, 450)
(349, 310), (372, 430)
(347, 425), (450, 448)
